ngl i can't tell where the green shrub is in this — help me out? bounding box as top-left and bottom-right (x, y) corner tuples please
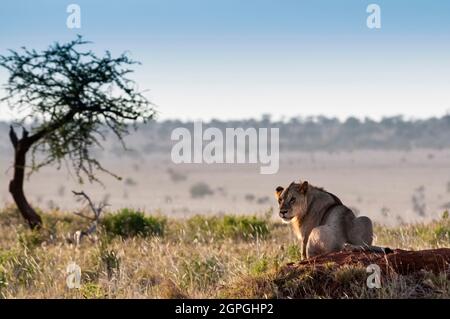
(250, 257), (269, 275)
(178, 255), (224, 290)
(189, 182), (214, 198)
(434, 225), (450, 242)
(100, 249), (121, 280)
(102, 209), (166, 238)
(286, 244), (302, 261)
(0, 248), (40, 287)
(81, 283), (106, 299)
(17, 229), (47, 249)
(185, 215), (270, 241)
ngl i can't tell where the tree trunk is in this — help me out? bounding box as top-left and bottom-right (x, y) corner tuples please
(9, 126), (42, 229)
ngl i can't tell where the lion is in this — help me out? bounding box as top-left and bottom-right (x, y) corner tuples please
(275, 180), (391, 259)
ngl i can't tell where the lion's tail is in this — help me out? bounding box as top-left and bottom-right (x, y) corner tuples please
(343, 243), (393, 254)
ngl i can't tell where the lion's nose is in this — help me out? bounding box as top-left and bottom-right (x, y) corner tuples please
(279, 210), (288, 218)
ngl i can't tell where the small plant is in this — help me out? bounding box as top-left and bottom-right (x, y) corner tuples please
(80, 283), (106, 299)
(102, 209), (166, 238)
(101, 249), (121, 280)
(250, 257), (270, 275)
(167, 168), (187, 182)
(412, 186), (426, 217)
(0, 269), (7, 293)
(256, 196), (270, 204)
(245, 194), (255, 202)
(178, 255), (224, 291)
(434, 225), (450, 242)
(2, 247), (41, 287)
(286, 244), (302, 262)
(190, 182), (214, 198)
(17, 230), (47, 249)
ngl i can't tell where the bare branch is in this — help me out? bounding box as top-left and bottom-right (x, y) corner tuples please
(72, 190), (97, 215)
(71, 190), (109, 245)
(72, 211), (96, 221)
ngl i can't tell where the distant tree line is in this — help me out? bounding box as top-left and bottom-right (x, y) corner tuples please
(134, 115), (450, 152)
(2, 115), (450, 155)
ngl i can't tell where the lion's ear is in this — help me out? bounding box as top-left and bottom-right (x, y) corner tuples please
(275, 186), (284, 200)
(299, 181), (308, 194)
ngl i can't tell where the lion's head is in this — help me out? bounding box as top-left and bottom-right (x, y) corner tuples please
(274, 181), (309, 223)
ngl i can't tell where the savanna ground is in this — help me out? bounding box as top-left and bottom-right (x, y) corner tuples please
(0, 205), (449, 299)
(2, 148), (450, 227)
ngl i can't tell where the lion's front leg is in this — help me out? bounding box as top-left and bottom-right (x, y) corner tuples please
(301, 236), (308, 260)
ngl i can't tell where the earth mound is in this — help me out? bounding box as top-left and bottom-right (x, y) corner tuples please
(223, 248), (450, 298)
(286, 248), (450, 275)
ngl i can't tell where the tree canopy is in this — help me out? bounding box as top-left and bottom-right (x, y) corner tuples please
(0, 36), (156, 227)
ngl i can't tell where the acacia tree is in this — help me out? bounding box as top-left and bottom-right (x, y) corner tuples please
(0, 36), (155, 229)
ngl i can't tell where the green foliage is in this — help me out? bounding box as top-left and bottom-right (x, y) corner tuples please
(286, 244), (302, 262)
(0, 251), (10, 294)
(80, 283), (106, 299)
(178, 255), (224, 290)
(434, 225), (450, 241)
(0, 36), (155, 183)
(100, 249), (121, 280)
(102, 209), (166, 238)
(250, 257), (270, 275)
(0, 269), (7, 294)
(17, 230), (45, 249)
(374, 214), (450, 248)
(185, 214), (270, 242)
(0, 248), (40, 287)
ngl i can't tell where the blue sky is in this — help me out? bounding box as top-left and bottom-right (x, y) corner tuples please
(1, 0), (450, 121)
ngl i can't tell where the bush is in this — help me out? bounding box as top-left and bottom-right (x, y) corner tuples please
(190, 182), (214, 198)
(102, 209), (166, 238)
(434, 225), (450, 242)
(185, 215), (270, 241)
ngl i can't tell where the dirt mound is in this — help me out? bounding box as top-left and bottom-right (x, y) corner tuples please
(223, 248), (450, 298)
(285, 248), (450, 275)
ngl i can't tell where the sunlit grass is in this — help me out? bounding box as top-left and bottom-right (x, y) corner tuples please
(0, 205), (448, 298)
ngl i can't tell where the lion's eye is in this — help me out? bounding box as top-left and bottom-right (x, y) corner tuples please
(289, 197), (296, 204)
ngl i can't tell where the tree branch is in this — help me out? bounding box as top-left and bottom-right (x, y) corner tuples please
(27, 110), (77, 145)
(71, 190), (109, 245)
(9, 125), (18, 148)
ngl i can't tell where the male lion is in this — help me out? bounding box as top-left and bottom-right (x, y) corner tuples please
(275, 181), (391, 259)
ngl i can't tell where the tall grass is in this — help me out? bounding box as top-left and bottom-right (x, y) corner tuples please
(0, 205), (449, 298)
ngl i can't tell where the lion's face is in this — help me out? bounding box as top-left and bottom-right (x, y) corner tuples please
(274, 181), (308, 223)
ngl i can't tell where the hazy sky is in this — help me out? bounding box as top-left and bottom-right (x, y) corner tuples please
(1, 0), (450, 121)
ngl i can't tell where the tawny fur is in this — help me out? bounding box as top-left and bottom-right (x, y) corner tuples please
(275, 181), (389, 259)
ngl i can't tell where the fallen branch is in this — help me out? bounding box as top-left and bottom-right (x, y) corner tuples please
(71, 191), (109, 245)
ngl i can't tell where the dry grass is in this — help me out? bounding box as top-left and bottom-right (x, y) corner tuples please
(0, 205), (449, 299)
